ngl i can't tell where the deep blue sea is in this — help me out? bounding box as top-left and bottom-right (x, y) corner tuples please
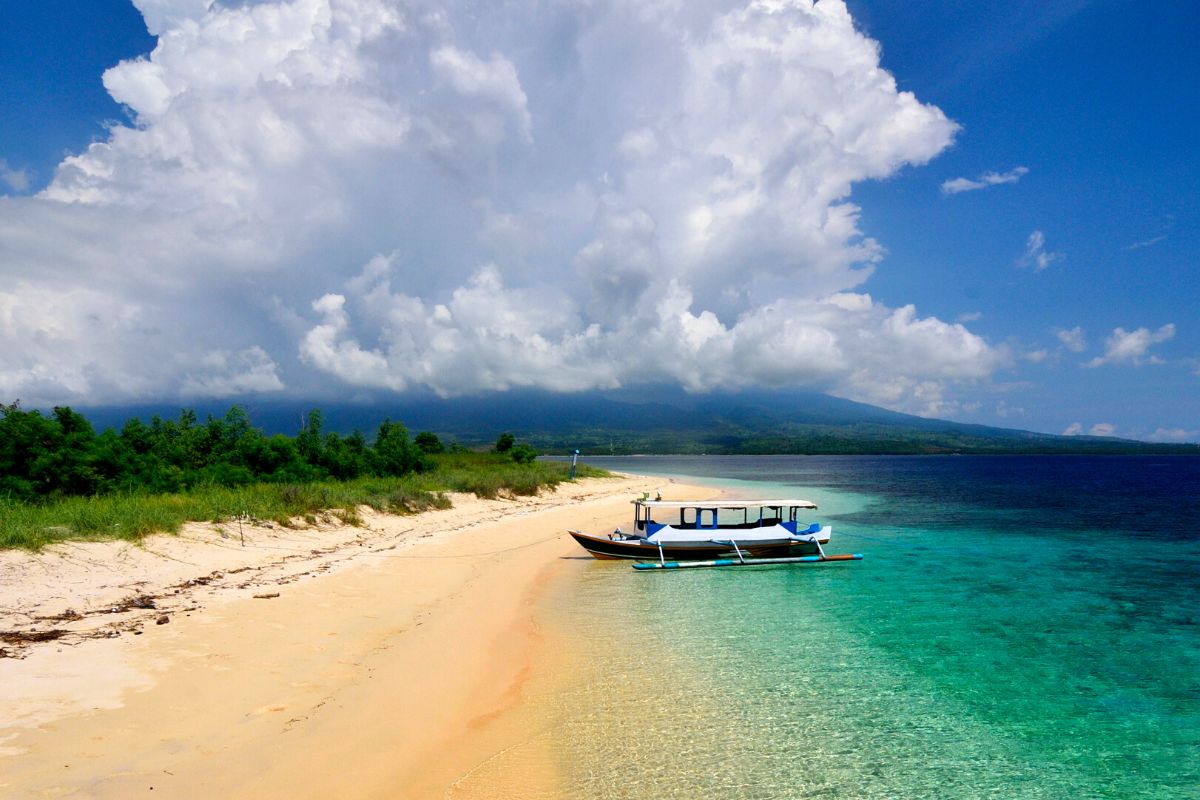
(541, 456), (1199, 799)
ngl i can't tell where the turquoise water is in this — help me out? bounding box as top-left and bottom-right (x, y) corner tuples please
(544, 456), (1199, 799)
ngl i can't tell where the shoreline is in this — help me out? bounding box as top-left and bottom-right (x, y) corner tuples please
(0, 473), (711, 798)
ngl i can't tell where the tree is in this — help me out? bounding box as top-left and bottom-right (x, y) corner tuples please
(32, 407), (100, 496)
(296, 409), (324, 468)
(321, 431), (368, 480)
(494, 432), (515, 453)
(373, 419), (422, 476)
(0, 402), (57, 500)
(414, 431), (444, 454)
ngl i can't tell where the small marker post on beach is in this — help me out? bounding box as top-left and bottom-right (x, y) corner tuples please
(569, 449), (580, 479)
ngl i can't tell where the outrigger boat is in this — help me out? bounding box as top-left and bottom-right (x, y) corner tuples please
(569, 498), (833, 562)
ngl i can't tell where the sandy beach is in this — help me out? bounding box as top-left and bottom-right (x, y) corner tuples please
(0, 474), (713, 799)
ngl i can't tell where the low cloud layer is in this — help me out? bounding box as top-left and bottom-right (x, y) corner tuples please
(1062, 421), (1116, 437)
(1, 0), (1007, 413)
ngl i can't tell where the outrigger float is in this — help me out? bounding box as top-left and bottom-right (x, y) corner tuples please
(633, 552), (863, 571)
(568, 498), (862, 570)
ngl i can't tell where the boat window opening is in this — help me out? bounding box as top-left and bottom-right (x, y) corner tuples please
(699, 508), (717, 529)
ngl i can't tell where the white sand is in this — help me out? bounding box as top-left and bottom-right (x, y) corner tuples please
(0, 474), (712, 798)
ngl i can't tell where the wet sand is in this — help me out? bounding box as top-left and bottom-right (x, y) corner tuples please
(0, 475), (710, 798)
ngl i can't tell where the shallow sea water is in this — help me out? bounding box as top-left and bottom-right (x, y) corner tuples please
(533, 456), (1199, 799)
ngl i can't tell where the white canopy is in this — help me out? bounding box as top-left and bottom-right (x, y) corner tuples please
(634, 499), (817, 510)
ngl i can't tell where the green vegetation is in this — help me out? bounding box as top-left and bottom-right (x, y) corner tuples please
(414, 431), (445, 454)
(0, 403), (430, 500)
(0, 403), (608, 550)
(493, 431), (536, 464)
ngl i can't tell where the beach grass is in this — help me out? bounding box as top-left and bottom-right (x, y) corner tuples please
(0, 455), (610, 550)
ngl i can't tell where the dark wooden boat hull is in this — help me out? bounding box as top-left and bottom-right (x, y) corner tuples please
(569, 531), (819, 561)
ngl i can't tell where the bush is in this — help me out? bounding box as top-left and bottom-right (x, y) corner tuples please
(510, 443), (537, 464)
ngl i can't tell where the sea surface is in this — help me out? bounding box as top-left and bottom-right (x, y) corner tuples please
(537, 456), (1199, 799)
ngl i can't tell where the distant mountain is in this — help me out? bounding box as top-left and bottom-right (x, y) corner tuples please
(68, 387), (1198, 455)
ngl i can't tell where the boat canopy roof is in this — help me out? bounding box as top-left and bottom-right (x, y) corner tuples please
(634, 499), (817, 510)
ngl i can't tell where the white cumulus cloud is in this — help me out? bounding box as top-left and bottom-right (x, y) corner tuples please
(1085, 324), (1176, 368)
(0, 0), (1007, 414)
(1145, 427), (1198, 443)
(1063, 422), (1123, 438)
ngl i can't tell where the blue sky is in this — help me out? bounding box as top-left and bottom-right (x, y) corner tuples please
(0, 0), (1196, 441)
(843, 0), (1199, 438)
(0, 1), (154, 189)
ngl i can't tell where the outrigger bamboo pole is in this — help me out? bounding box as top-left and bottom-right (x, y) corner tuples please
(631, 553), (862, 571)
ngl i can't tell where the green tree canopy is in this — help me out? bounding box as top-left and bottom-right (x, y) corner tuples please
(0, 403), (432, 500)
(414, 431), (444, 454)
